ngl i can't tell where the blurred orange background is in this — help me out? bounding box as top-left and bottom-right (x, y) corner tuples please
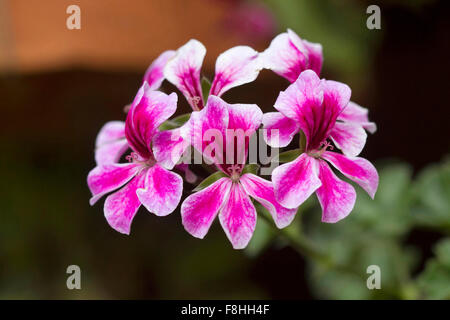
(0, 0), (271, 72)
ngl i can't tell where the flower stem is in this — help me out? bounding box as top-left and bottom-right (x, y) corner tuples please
(298, 130), (306, 154)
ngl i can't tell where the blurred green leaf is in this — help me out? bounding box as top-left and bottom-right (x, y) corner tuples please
(159, 113), (191, 131)
(201, 76), (212, 102)
(435, 238), (450, 267)
(305, 162), (420, 299)
(242, 164), (260, 175)
(412, 158), (450, 231)
(417, 238), (450, 299)
(192, 171), (227, 192)
(272, 149), (301, 163)
(309, 266), (372, 300)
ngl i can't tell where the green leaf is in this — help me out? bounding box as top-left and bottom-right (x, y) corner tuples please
(418, 261), (450, 299)
(305, 163), (421, 299)
(308, 266), (372, 300)
(435, 238), (450, 268)
(241, 164), (260, 175)
(272, 149), (301, 163)
(201, 76), (212, 102)
(159, 113), (191, 131)
(192, 171), (227, 192)
(412, 158), (450, 230)
(417, 239), (450, 299)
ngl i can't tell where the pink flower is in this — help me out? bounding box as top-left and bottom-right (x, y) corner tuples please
(264, 70), (379, 223)
(121, 51), (199, 181)
(142, 50), (176, 90)
(261, 29), (323, 82)
(122, 50), (176, 112)
(262, 30), (377, 136)
(164, 39), (262, 110)
(87, 82), (183, 234)
(153, 39), (263, 169)
(180, 95), (297, 249)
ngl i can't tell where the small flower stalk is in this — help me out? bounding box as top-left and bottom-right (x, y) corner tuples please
(87, 29), (379, 249)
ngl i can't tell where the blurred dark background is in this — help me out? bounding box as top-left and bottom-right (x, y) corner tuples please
(0, 0), (449, 299)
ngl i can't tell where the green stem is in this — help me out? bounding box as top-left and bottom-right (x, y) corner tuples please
(299, 130), (306, 154)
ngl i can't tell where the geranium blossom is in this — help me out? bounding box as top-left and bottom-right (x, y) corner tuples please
(264, 70), (379, 223)
(164, 39), (262, 110)
(93, 48), (174, 165)
(180, 95), (297, 249)
(100, 50), (198, 181)
(87, 82), (183, 234)
(262, 29), (376, 141)
(87, 32), (380, 250)
(261, 29), (323, 82)
(153, 39), (263, 169)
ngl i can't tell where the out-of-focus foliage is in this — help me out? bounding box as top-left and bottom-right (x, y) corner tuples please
(413, 158), (450, 299)
(412, 160), (450, 232)
(248, 157), (450, 299)
(306, 163), (419, 299)
(418, 238), (450, 299)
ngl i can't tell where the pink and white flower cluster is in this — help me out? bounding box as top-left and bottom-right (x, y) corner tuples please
(87, 29), (379, 249)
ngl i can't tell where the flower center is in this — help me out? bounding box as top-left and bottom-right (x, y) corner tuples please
(308, 140), (334, 158)
(126, 152), (156, 167)
(188, 96), (202, 111)
(226, 164), (243, 182)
